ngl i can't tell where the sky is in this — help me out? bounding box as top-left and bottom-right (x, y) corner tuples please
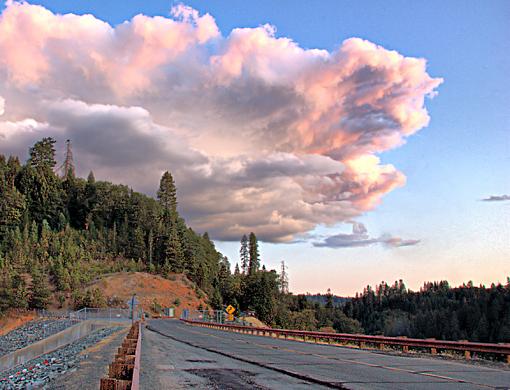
(0, 1), (508, 295)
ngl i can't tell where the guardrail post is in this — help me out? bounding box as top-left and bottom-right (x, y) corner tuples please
(464, 350), (471, 360)
(426, 338), (437, 355)
(399, 337), (409, 353)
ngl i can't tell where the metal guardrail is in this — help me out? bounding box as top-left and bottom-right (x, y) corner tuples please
(182, 320), (510, 364)
(182, 309), (250, 326)
(100, 321), (141, 390)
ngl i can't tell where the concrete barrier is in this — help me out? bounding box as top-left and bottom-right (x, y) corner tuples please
(0, 320), (125, 372)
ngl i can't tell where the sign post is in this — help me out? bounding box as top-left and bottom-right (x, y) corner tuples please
(127, 294), (140, 324)
(225, 305), (235, 322)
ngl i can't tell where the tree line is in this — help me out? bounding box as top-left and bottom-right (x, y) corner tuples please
(263, 280), (510, 344)
(0, 138), (263, 313)
(0, 138), (293, 322)
(1, 138), (508, 344)
(342, 279), (510, 343)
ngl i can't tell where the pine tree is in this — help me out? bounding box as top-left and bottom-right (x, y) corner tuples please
(131, 227), (146, 260)
(325, 288), (334, 309)
(12, 273), (28, 309)
(248, 232), (260, 275)
(210, 287), (223, 309)
(240, 234), (249, 274)
(148, 229), (154, 265)
(157, 171), (177, 217)
(30, 267), (51, 309)
(0, 271), (13, 311)
(157, 172), (183, 272)
(87, 171), (95, 184)
(53, 257), (71, 291)
(28, 138), (57, 170)
(0, 182), (26, 237)
(165, 225), (184, 272)
(18, 138), (64, 227)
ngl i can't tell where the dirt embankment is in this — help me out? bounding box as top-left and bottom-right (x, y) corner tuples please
(240, 316), (269, 328)
(0, 310), (36, 336)
(86, 272), (209, 318)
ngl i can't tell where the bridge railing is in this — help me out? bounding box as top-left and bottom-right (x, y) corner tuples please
(182, 309), (250, 326)
(182, 319), (510, 364)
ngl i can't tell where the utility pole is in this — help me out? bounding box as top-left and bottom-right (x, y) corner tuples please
(59, 139), (75, 178)
(280, 260), (289, 294)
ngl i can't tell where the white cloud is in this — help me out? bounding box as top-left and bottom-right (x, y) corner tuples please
(313, 222), (420, 249)
(0, 2), (442, 242)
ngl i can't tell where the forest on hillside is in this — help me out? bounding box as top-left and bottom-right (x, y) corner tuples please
(0, 138), (279, 317)
(343, 280), (510, 343)
(0, 138), (509, 343)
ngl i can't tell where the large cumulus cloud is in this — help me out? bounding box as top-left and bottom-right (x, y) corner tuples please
(0, 1), (442, 242)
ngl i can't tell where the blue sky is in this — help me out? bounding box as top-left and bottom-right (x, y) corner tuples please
(1, 1), (508, 295)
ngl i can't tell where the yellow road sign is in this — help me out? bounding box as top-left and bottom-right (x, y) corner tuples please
(225, 305), (235, 314)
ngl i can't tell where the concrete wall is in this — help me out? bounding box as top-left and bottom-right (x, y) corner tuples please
(0, 320), (125, 372)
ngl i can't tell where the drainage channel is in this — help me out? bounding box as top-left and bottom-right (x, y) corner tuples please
(0, 320), (125, 373)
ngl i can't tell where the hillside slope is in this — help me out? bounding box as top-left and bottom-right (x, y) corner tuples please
(0, 310), (36, 336)
(85, 272), (208, 318)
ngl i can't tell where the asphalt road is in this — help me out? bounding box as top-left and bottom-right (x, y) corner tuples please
(141, 319), (510, 390)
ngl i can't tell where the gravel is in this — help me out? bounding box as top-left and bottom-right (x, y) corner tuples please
(0, 320), (79, 357)
(0, 327), (122, 389)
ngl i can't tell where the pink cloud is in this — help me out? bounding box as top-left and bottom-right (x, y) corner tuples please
(0, 2), (442, 242)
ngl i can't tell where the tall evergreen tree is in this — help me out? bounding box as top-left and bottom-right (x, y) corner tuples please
(157, 171), (177, 217)
(30, 267), (51, 309)
(87, 171), (95, 184)
(0, 180), (26, 237)
(240, 234), (249, 274)
(28, 138), (57, 170)
(165, 224), (184, 272)
(157, 171), (183, 271)
(17, 138), (63, 226)
(11, 273), (28, 309)
(248, 232), (260, 275)
(0, 271), (13, 311)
